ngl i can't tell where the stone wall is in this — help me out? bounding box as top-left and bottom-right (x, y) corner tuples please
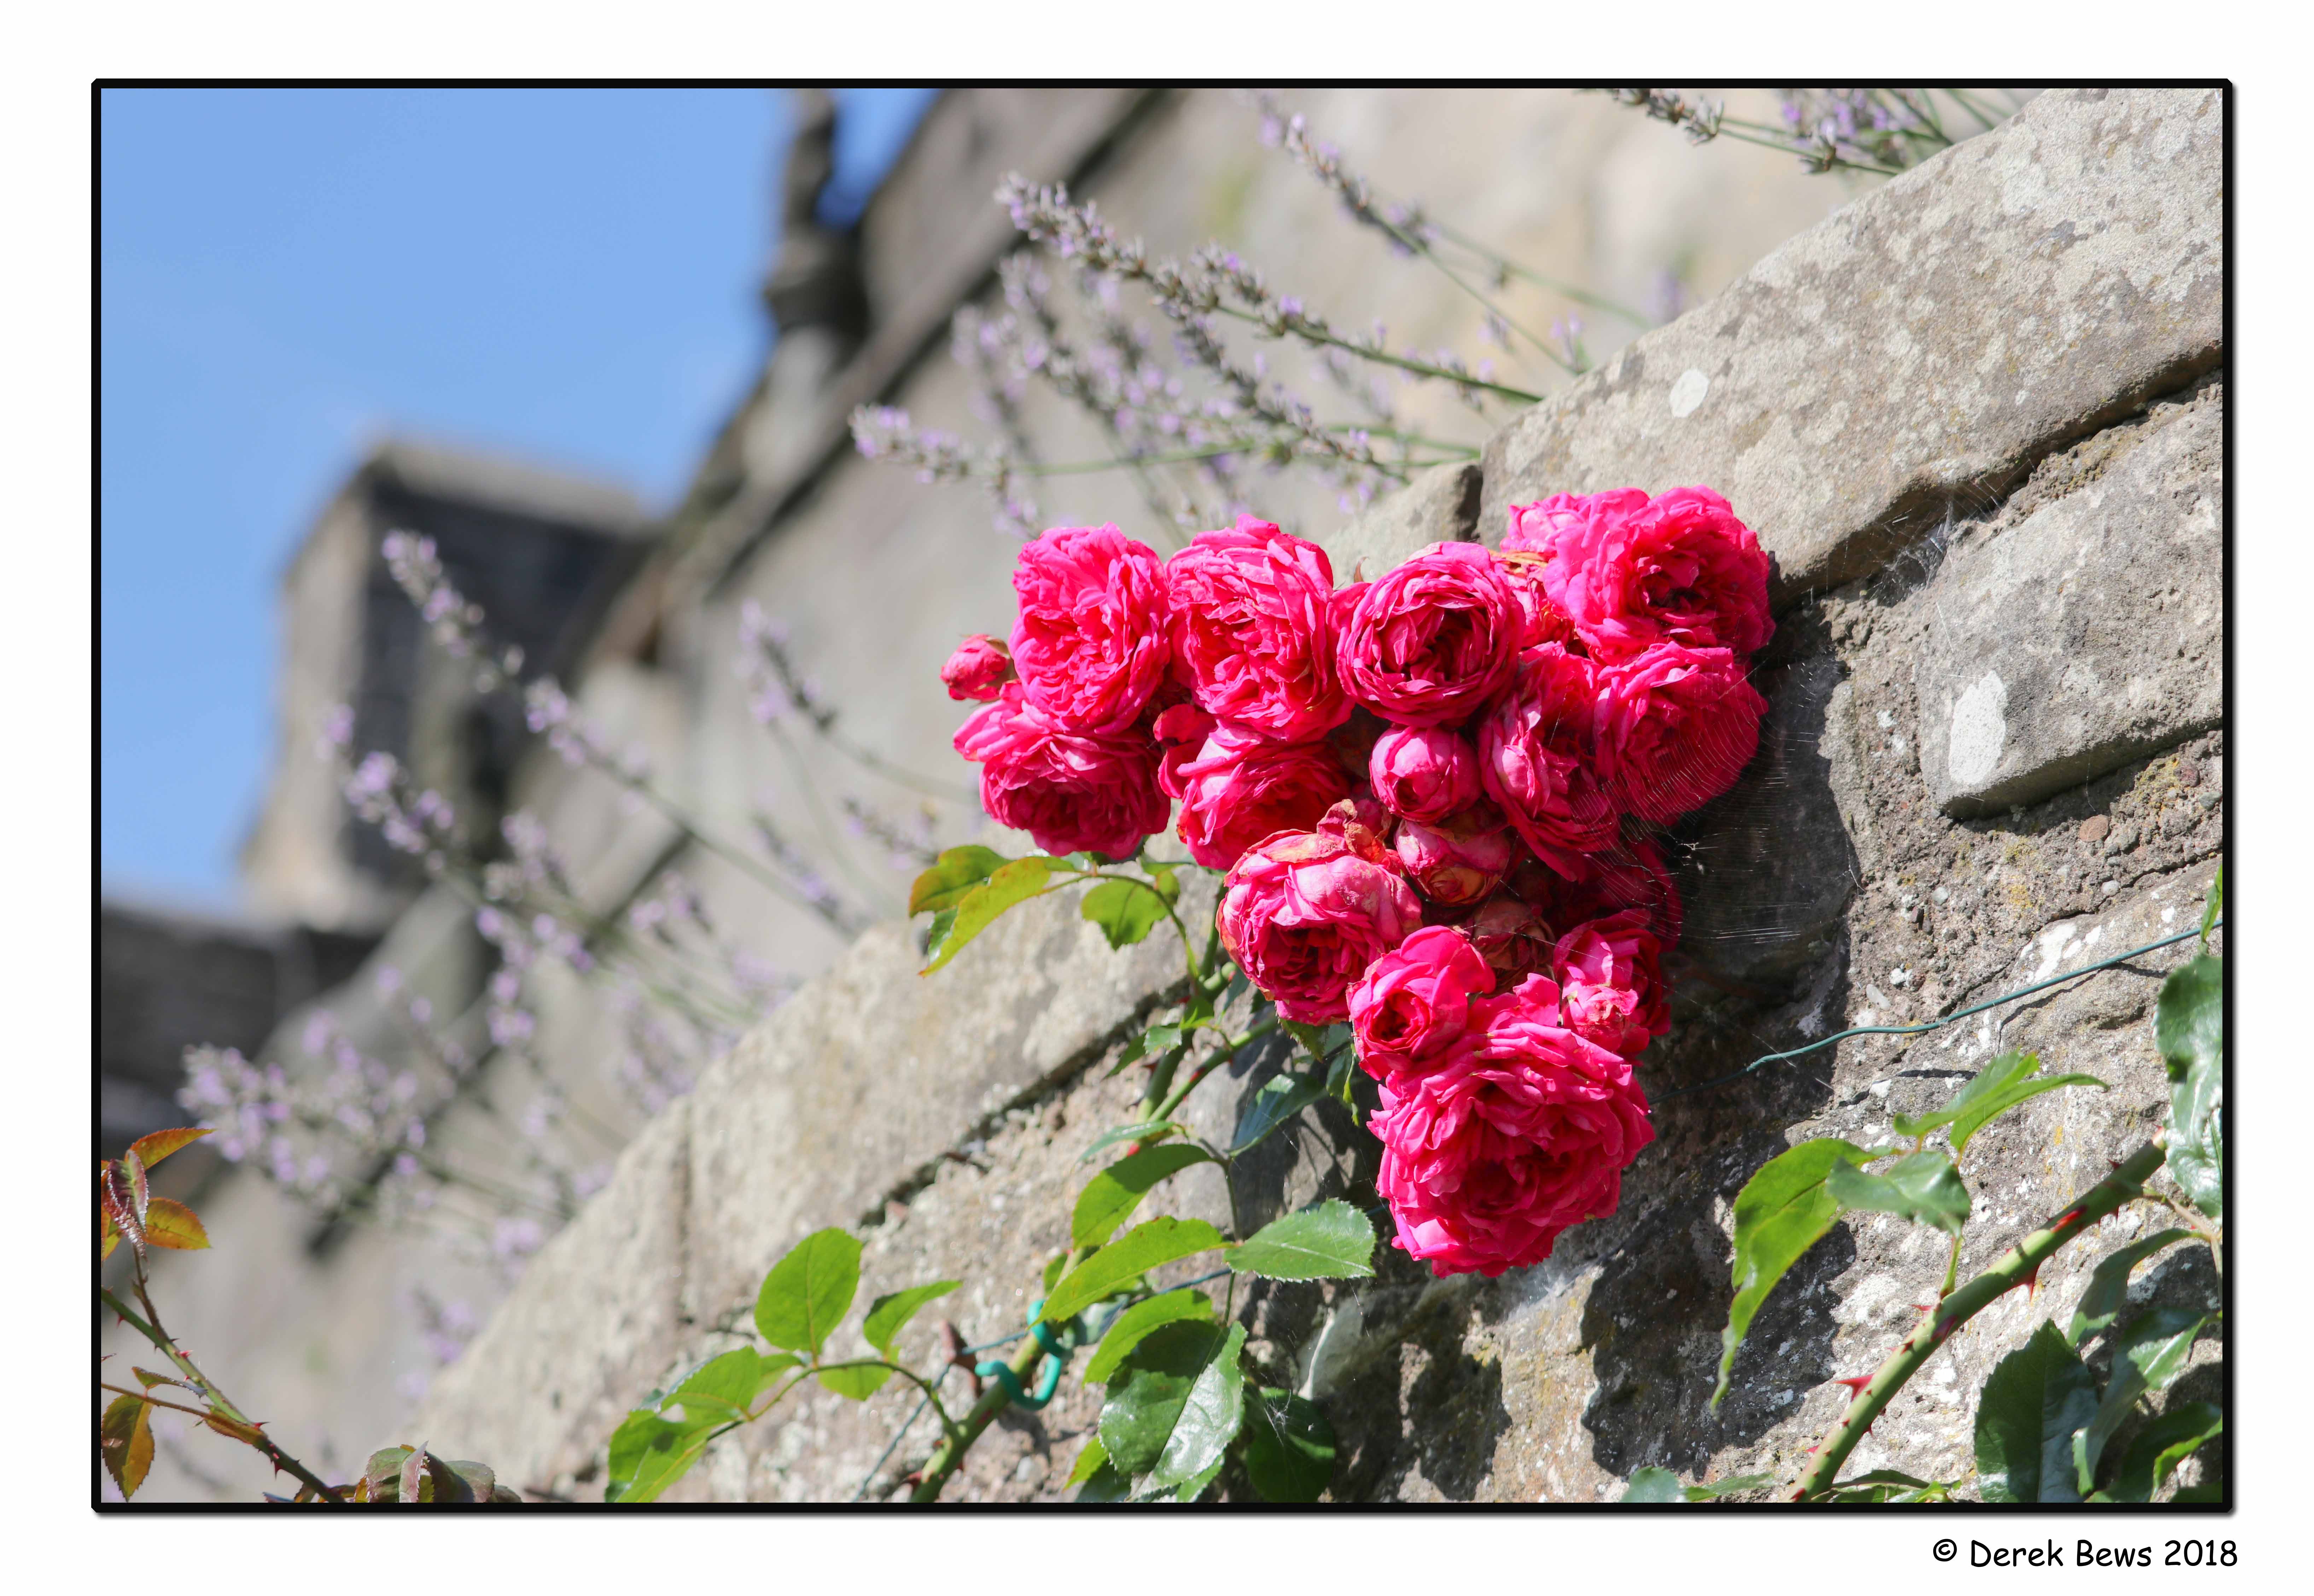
(406, 88), (2226, 1501)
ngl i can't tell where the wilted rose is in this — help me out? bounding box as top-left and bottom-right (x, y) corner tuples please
(1392, 802), (1517, 908)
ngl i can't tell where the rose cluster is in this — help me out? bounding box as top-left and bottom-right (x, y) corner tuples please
(944, 488), (1773, 1278)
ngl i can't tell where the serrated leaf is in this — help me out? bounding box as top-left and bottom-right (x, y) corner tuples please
(1224, 1200), (1376, 1281)
(2066, 1229), (2194, 1346)
(400, 1441), (429, 1505)
(1083, 1289), (1218, 1386)
(1043, 1217), (1227, 1324)
(1685, 1472), (1775, 1499)
(667, 1347), (795, 1425)
(1073, 1145), (1215, 1251)
(817, 1362), (896, 1400)
(1818, 1468), (1956, 1503)
(1229, 1071), (1326, 1157)
(1073, 1460), (1132, 1502)
(1976, 1321), (2098, 1503)
(1147, 1326), (1245, 1492)
(2157, 956), (2223, 1218)
(1241, 1387), (1336, 1502)
(1280, 1019), (1331, 1058)
(604, 1410), (713, 1504)
(1081, 877), (1176, 950)
(909, 845), (1010, 915)
(2075, 1308), (2208, 1493)
(100, 1162), (145, 1261)
(100, 1393), (154, 1498)
(365, 1446), (412, 1499)
(127, 1127), (213, 1170)
(921, 905), (958, 959)
(1065, 1435), (1111, 1490)
(144, 1197), (211, 1251)
(1171, 1455), (1226, 1503)
(1041, 1252), (1069, 1294)
(430, 1457), (496, 1504)
(1712, 1138), (1878, 1409)
(920, 858), (1054, 974)
(1077, 1119), (1189, 1166)
(1620, 1466), (1685, 1502)
(2100, 1401), (2222, 1503)
(753, 1228), (862, 1356)
(1099, 1320), (1245, 1492)
(863, 1281), (960, 1359)
(2199, 866), (2222, 946)
(1827, 1151), (1971, 1237)
(124, 1148), (150, 1225)
(102, 1207), (118, 1261)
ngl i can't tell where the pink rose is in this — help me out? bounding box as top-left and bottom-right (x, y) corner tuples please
(1333, 543), (1522, 727)
(1521, 487), (1773, 662)
(1392, 802), (1517, 908)
(940, 634), (1015, 701)
(1493, 550), (1580, 652)
(953, 683), (1170, 860)
(1167, 517), (1352, 742)
(1369, 725), (1479, 824)
(1372, 979), (1654, 1278)
(1347, 925), (1496, 1079)
(1170, 723), (1353, 872)
(1152, 702), (1218, 802)
(1009, 524), (1174, 733)
(1477, 643), (1621, 861)
(1218, 801), (1422, 1024)
(1551, 909), (1670, 1055)
(1593, 643), (1766, 825)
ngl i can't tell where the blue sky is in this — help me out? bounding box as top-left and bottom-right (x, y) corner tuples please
(99, 86), (937, 911)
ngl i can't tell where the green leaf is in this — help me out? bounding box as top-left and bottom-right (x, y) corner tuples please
(2065, 1229), (2194, 1346)
(1280, 1019), (1331, 1058)
(2075, 1308), (2207, 1493)
(1041, 1252), (1069, 1294)
(817, 1362), (896, 1400)
(909, 845), (1009, 915)
(1043, 1216), (1228, 1324)
(100, 1393), (154, 1499)
(862, 1281), (959, 1360)
(1081, 878), (1172, 950)
(1817, 1468), (1956, 1503)
(1148, 862), (1181, 901)
(1620, 1466), (1685, 1502)
(1893, 1050), (2106, 1158)
(753, 1228), (862, 1356)
(1065, 1435), (1111, 1491)
(1229, 1072), (1326, 1156)
(1077, 1119), (1190, 1166)
(921, 906), (958, 959)
(1240, 1387), (1336, 1502)
(1098, 1320), (1228, 1478)
(1073, 1461), (1132, 1502)
(1083, 1289), (1218, 1386)
(2199, 866), (2222, 946)
(1826, 1151), (1972, 1237)
(920, 857), (1055, 974)
(605, 1410), (715, 1503)
(1072, 1145), (1216, 1251)
(2157, 955), (2223, 1218)
(1172, 1457), (1226, 1503)
(2098, 1401), (2222, 1503)
(1684, 1472), (1776, 1500)
(1145, 1323), (1246, 1492)
(1975, 1321), (2099, 1503)
(1224, 1200), (1376, 1281)
(1712, 1138), (1878, 1409)
(668, 1347), (796, 1425)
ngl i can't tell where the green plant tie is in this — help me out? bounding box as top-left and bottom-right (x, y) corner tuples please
(975, 1299), (1074, 1410)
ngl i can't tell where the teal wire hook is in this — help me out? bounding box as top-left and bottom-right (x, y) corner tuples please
(975, 1299), (1074, 1410)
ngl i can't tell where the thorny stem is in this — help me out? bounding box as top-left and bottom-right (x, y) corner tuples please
(908, 1324), (1053, 1503)
(103, 1277), (350, 1503)
(1790, 1140), (2168, 1501)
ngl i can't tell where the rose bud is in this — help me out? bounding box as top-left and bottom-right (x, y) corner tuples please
(1393, 802), (1517, 908)
(940, 634), (1016, 701)
(1369, 725), (1480, 825)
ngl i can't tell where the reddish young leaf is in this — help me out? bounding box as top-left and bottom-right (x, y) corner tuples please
(124, 1149), (151, 1225)
(204, 1410), (267, 1448)
(127, 1127), (213, 1171)
(144, 1198), (211, 1252)
(100, 1164), (146, 1261)
(100, 1394), (155, 1499)
(102, 1208), (119, 1262)
(400, 1442), (430, 1505)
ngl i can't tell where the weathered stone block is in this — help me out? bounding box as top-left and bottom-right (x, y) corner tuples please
(1477, 88), (2221, 602)
(1915, 386), (2221, 817)
(1314, 461), (1480, 582)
